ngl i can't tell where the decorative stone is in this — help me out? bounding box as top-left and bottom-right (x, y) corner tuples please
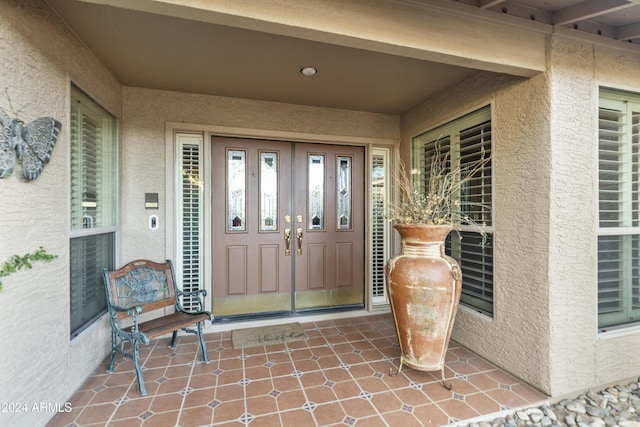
(567, 401), (587, 414)
(565, 414), (577, 426)
(587, 405), (602, 417)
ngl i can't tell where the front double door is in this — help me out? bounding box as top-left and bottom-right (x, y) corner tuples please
(212, 137), (365, 317)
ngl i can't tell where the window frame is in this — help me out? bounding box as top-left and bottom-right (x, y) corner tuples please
(69, 84), (118, 339)
(597, 87), (640, 331)
(410, 106), (494, 316)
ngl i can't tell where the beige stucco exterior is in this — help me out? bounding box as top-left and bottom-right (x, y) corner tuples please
(2, 0), (640, 425)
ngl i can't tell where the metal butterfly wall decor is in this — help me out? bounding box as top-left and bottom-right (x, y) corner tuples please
(0, 106), (61, 180)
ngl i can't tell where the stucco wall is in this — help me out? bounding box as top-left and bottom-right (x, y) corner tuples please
(0, 1), (122, 426)
(120, 86), (400, 264)
(401, 69), (555, 394)
(401, 35), (640, 398)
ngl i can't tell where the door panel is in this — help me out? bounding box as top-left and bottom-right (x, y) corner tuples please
(212, 138), (292, 316)
(293, 144), (365, 310)
(211, 137), (364, 317)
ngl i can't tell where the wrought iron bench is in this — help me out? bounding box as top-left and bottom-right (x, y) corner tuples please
(102, 259), (213, 396)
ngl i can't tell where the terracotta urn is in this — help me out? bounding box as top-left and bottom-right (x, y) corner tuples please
(384, 224), (462, 383)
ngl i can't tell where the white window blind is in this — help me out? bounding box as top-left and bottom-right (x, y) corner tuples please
(412, 106), (494, 316)
(371, 150), (389, 304)
(598, 89), (640, 330)
(69, 85), (117, 338)
(176, 134), (204, 311)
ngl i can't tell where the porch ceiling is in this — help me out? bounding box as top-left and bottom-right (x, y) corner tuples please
(47, 0), (640, 115)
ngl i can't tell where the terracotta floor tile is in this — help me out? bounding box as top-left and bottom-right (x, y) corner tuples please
(437, 397), (481, 421)
(381, 409), (425, 427)
(467, 372), (500, 391)
(178, 405), (214, 427)
(215, 383), (245, 402)
(189, 372), (217, 389)
(49, 313), (550, 427)
(164, 364), (193, 379)
(247, 412), (283, 426)
(154, 377), (190, 395)
(485, 387), (530, 408)
(312, 401), (347, 425)
(485, 369), (522, 386)
(304, 385), (339, 404)
(339, 396), (377, 418)
(269, 361), (295, 377)
(271, 375), (302, 392)
(413, 402), (451, 426)
(216, 368), (245, 386)
(210, 399), (245, 424)
(465, 391), (502, 414)
(246, 394), (279, 416)
(145, 410), (180, 426)
(421, 381), (455, 402)
(89, 384), (130, 405)
(275, 389), (307, 411)
(370, 390), (403, 413)
(322, 367), (353, 383)
(182, 387), (216, 408)
(393, 386), (432, 407)
(357, 376), (391, 394)
(348, 363), (375, 378)
(107, 417), (142, 427)
(74, 403), (117, 425)
(332, 380), (362, 400)
(512, 382), (547, 403)
(279, 408), (316, 426)
(244, 378), (273, 398)
(110, 396), (153, 420)
(297, 370), (323, 386)
(150, 392), (183, 413)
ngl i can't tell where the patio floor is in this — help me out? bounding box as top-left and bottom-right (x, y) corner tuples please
(47, 313), (547, 427)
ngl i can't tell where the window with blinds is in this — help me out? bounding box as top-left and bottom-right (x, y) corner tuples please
(69, 85), (117, 338)
(371, 150), (390, 304)
(412, 106), (494, 316)
(598, 88), (640, 330)
(176, 134), (204, 311)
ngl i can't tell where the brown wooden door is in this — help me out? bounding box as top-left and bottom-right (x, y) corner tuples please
(211, 137), (364, 317)
(292, 143), (365, 310)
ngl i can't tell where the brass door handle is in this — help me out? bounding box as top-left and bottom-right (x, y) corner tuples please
(284, 228), (291, 256)
(296, 228), (303, 255)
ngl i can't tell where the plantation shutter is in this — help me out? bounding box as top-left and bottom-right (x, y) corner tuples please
(177, 134), (204, 311)
(371, 153), (387, 303)
(413, 106), (494, 316)
(597, 93), (640, 329)
(456, 120), (493, 314)
(69, 86), (117, 337)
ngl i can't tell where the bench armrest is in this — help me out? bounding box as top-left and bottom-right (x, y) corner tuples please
(175, 288), (211, 316)
(176, 288), (207, 298)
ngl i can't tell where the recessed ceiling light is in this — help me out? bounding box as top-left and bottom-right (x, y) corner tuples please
(300, 67), (318, 76)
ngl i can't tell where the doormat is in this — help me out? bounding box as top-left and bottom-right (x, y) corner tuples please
(231, 322), (308, 349)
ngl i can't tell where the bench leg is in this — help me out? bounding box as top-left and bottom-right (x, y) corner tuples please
(132, 339), (147, 396)
(169, 330), (178, 349)
(197, 321), (210, 364)
(106, 330), (117, 374)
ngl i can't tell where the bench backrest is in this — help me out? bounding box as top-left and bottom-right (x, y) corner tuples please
(103, 259), (177, 320)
